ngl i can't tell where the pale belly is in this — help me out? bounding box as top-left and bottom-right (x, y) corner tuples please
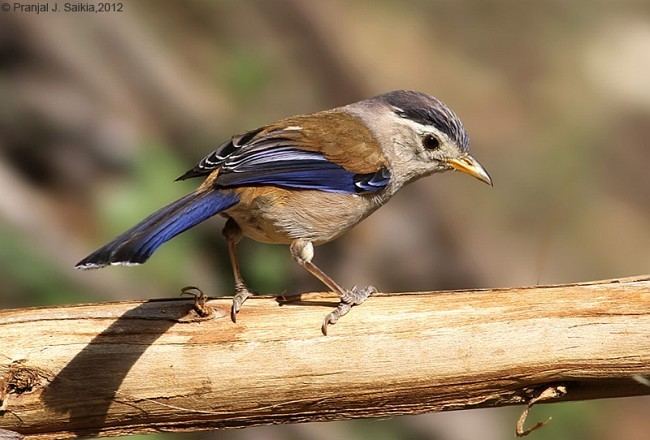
(224, 187), (383, 245)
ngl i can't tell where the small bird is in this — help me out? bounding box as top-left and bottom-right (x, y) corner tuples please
(76, 90), (492, 334)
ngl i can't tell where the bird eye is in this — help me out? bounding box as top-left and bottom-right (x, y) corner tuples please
(422, 134), (440, 150)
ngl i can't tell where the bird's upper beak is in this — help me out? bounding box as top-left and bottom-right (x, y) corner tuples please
(447, 154), (493, 186)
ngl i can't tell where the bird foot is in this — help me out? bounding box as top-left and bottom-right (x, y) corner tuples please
(180, 286), (214, 319)
(322, 285), (377, 336)
(231, 284), (254, 323)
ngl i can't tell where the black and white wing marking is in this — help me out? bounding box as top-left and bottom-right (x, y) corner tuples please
(176, 127), (391, 194)
(175, 127), (264, 181)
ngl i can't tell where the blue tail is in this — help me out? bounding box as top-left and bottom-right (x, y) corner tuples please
(76, 189), (239, 269)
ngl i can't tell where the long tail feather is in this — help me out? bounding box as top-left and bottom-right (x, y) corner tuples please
(76, 190), (239, 269)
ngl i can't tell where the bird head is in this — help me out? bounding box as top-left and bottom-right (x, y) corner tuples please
(356, 90), (492, 187)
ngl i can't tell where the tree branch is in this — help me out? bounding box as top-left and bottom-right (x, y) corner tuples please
(1, 276), (649, 439)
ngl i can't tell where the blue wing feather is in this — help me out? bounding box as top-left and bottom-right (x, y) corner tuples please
(179, 129), (391, 194)
(76, 190), (239, 268)
(216, 148), (390, 194)
(354, 167), (391, 192)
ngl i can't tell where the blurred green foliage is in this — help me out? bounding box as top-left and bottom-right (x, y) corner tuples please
(0, 227), (85, 305)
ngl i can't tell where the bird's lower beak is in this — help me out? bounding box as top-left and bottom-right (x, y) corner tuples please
(447, 155), (493, 186)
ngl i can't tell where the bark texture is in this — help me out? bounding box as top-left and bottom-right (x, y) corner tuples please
(1, 276), (649, 439)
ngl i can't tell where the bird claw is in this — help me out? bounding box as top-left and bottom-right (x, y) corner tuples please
(321, 285), (377, 335)
(341, 285), (377, 305)
(231, 285), (253, 323)
(180, 286), (213, 318)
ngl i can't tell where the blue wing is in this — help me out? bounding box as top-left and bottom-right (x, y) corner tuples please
(217, 147), (390, 194)
(178, 129), (391, 194)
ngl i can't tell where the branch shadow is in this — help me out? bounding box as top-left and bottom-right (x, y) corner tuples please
(275, 292), (339, 309)
(41, 299), (207, 437)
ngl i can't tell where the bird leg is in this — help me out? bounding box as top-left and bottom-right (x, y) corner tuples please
(290, 239), (376, 335)
(180, 285), (213, 318)
(223, 218), (254, 322)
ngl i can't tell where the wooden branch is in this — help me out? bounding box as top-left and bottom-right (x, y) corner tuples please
(1, 276), (649, 439)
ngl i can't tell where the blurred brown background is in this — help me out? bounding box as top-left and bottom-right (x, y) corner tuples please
(0, 0), (648, 439)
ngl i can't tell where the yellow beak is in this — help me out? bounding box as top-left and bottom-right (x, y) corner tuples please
(447, 155), (493, 186)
